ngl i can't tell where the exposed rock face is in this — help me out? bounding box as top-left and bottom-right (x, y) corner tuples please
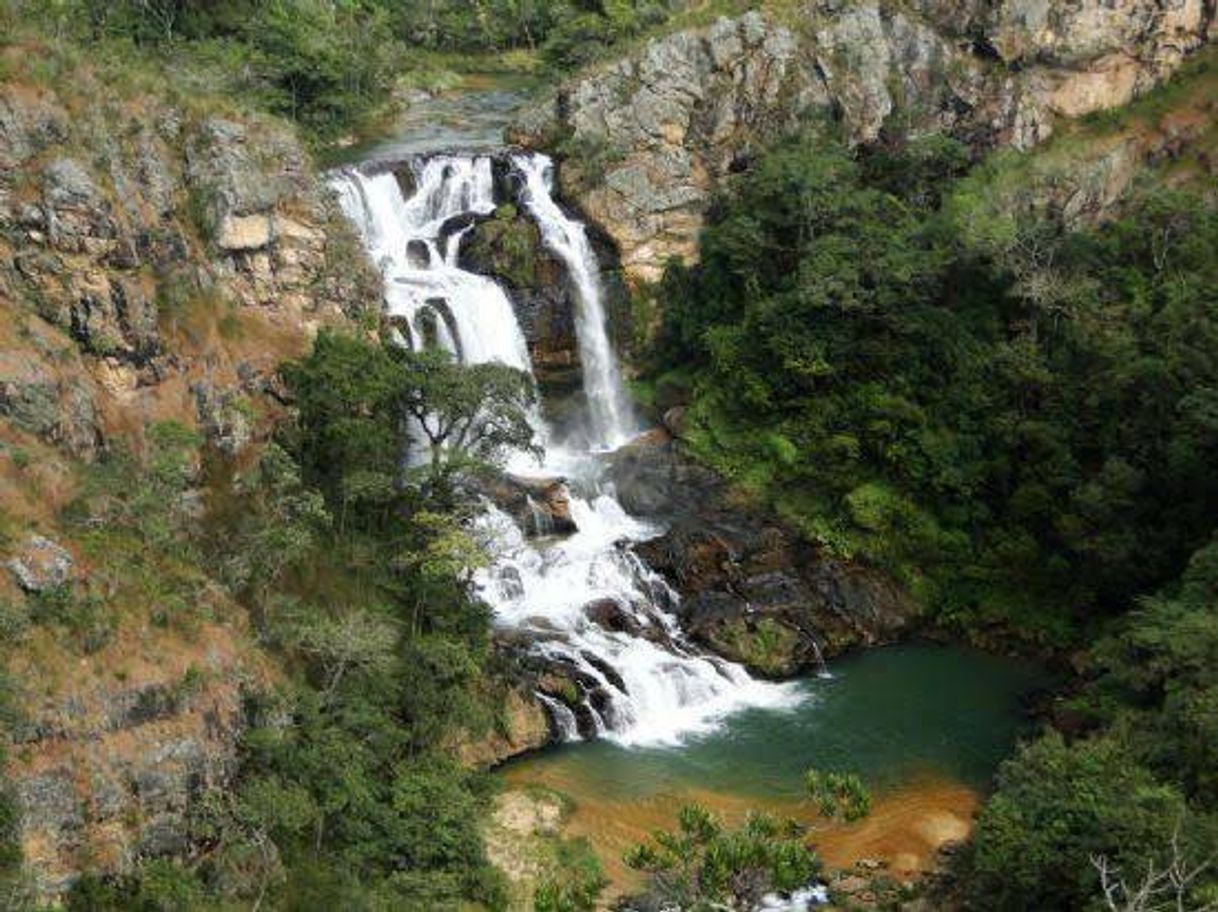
(454, 688), (554, 768)
(6, 626), (259, 896)
(0, 85), (378, 462)
(510, 3), (1215, 281)
(458, 192), (634, 406)
(476, 471), (579, 537)
(460, 205), (581, 389)
(608, 432), (918, 676)
(0, 73), (379, 899)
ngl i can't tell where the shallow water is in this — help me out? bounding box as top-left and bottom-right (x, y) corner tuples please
(502, 643), (1050, 895)
(331, 73), (538, 167)
(505, 642), (1050, 797)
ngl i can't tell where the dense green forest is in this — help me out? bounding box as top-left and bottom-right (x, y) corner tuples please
(3, 2), (1218, 909)
(642, 121), (1218, 908)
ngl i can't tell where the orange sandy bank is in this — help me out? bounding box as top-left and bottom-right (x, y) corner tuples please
(503, 762), (979, 903)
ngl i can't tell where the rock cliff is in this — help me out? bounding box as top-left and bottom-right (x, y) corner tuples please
(608, 431), (919, 678)
(510, 1), (1216, 281)
(0, 55), (377, 896)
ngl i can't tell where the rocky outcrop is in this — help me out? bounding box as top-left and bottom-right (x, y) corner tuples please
(608, 432), (919, 676)
(5, 623), (263, 896)
(0, 66), (379, 899)
(476, 471), (579, 537)
(460, 204), (581, 390)
(510, 3), (1215, 281)
(5, 535), (73, 593)
(0, 81), (378, 462)
(454, 687), (554, 769)
(458, 187), (634, 403)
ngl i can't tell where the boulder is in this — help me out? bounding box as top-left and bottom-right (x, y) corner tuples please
(216, 213), (274, 251)
(476, 471), (578, 537)
(6, 535), (74, 593)
(454, 688), (553, 768)
(584, 598), (643, 636)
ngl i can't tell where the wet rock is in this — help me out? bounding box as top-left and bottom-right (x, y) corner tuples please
(614, 435), (918, 676)
(6, 535), (74, 593)
(580, 649), (628, 694)
(476, 471), (578, 536)
(460, 207), (580, 384)
(584, 598), (643, 636)
(604, 429), (720, 518)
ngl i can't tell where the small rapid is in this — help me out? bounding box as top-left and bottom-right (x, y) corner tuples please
(330, 151), (799, 748)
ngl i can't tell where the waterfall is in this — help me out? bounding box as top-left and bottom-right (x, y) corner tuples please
(512, 153), (636, 451)
(331, 151), (799, 747)
(330, 157), (532, 374)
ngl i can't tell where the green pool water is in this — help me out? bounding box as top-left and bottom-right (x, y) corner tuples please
(504, 643), (1052, 801)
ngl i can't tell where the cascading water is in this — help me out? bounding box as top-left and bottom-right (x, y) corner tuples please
(513, 153), (636, 451)
(331, 151), (799, 748)
(330, 156), (532, 373)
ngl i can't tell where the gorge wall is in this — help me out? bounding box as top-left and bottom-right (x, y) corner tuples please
(0, 56), (379, 894)
(509, 0), (1217, 281)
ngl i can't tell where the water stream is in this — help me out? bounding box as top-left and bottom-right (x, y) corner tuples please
(330, 135), (1053, 911)
(330, 151), (800, 749)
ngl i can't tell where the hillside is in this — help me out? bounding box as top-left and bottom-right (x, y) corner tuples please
(0, 2), (1216, 911)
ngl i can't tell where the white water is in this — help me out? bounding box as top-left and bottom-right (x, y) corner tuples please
(332, 152), (798, 747)
(330, 157), (532, 373)
(513, 153), (636, 451)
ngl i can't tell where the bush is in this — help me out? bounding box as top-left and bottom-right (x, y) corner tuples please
(625, 804), (818, 911)
(966, 733), (1198, 912)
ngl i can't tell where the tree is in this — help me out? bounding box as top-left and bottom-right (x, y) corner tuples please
(220, 443), (332, 628)
(624, 804), (818, 911)
(397, 346), (540, 497)
(285, 605), (399, 703)
(1093, 829), (1218, 912)
(283, 331), (539, 515)
(805, 769), (871, 823)
(966, 733), (1194, 912)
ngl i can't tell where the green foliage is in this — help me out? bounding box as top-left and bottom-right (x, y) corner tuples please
(965, 732), (1209, 912)
(804, 769), (871, 822)
(10, 0), (683, 139)
(26, 585), (112, 653)
(282, 330), (537, 513)
(67, 860), (206, 911)
(534, 836), (608, 912)
(624, 804), (818, 911)
(653, 127), (1218, 646)
(1090, 537), (1218, 807)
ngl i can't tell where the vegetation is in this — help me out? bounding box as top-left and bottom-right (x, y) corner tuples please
(652, 124), (1218, 648)
(0, 0), (688, 140)
(624, 804), (818, 911)
(0, 330), (540, 910)
(645, 116), (1218, 909)
(804, 769), (871, 823)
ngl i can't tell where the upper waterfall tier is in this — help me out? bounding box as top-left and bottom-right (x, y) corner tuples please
(330, 150), (798, 746)
(511, 154), (636, 451)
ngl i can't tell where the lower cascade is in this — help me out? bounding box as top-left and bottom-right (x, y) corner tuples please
(331, 151), (799, 747)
